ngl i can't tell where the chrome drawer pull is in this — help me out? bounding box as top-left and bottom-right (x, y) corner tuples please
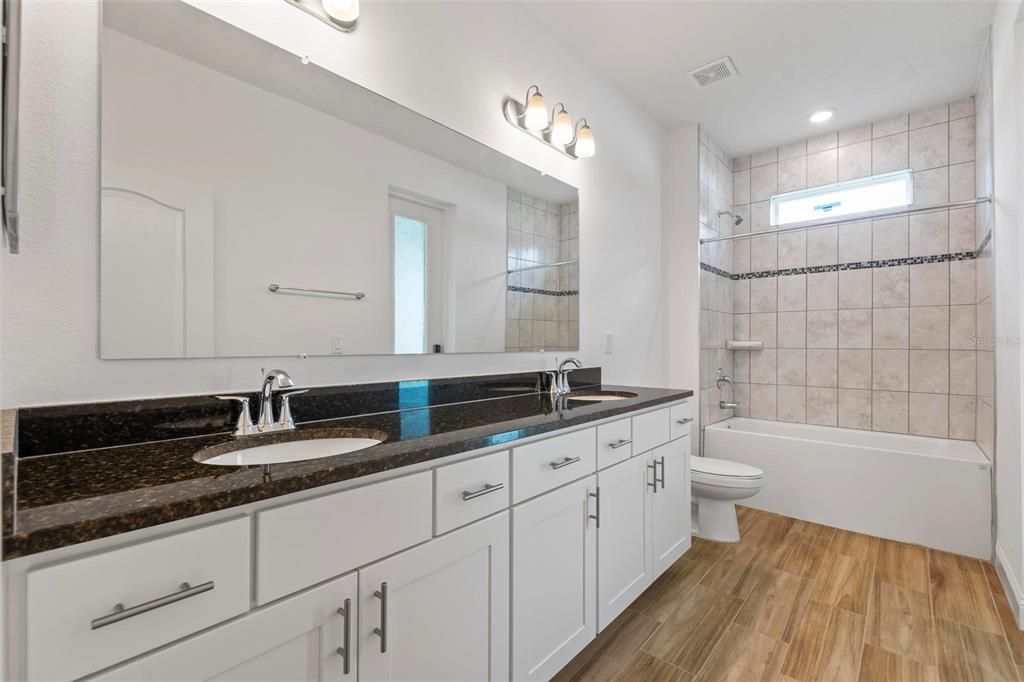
(588, 488), (600, 528)
(657, 456), (666, 490)
(373, 582), (388, 653)
(608, 438), (632, 450)
(550, 456), (581, 470)
(90, 580), (214, 630)
(647, 462), (658, 493)
(462, 482), (505, 501)
(677, 418), (693, 425)
(336, 598), (352, 675)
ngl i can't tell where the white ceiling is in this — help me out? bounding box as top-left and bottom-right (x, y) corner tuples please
(530, 0), (995, 158)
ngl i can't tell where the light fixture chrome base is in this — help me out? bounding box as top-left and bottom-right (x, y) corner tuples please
(283, 0), (356, 32)
(502, 98), (578, 160)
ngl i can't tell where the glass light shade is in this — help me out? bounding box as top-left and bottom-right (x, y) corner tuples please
(550, 109), (573, 145)
(321, 0), (359, 25)
(524, 92), (548, 131)
(573, 125), (595, 158)
(809, 108), (834, 123)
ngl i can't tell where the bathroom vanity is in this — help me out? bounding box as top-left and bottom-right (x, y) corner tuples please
(2, 374), (693, 681)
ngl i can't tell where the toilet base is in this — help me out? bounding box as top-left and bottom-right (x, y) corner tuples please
(694, 497), (740, 542)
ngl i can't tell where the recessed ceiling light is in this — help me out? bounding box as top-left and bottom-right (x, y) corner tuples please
(809, 108), (835, 124)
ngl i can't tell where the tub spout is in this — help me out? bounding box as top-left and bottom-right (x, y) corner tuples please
(719, 401), (738, 409)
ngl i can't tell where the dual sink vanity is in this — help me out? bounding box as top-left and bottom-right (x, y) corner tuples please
(3, 370), (693, 681)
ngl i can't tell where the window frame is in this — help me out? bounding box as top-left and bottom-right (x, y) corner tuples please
(769, 169), (914, 228)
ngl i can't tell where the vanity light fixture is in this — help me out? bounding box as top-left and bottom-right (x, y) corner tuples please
(502, 86), (596, 160)
(284, 0), (358, 32)
(809, 108), (835, 124)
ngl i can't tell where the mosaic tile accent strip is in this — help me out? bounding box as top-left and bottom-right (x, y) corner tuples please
(700, 230), (992, 281)
(507, 285), (579, 297)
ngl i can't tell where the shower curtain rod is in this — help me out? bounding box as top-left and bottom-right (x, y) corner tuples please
(699, 196), (992, 245)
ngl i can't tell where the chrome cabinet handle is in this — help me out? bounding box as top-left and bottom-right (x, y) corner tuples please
(550, 456), (581, 470)
(373, 582), (388, 654)
(657, 456), (666, 490)
(608, 438), (632, 450)
(677, 418), (693, 425)
(336, 598), (352, 675)
(90, 580), (214, 630)
(647, 462), (658, 493)
(588, 489), (600, 528)
(462, 482), (504, 501)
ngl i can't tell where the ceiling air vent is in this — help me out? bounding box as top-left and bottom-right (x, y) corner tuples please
(687, 57), (739, 88)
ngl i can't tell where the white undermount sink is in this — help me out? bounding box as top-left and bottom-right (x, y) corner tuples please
(196, 436), (383, 466)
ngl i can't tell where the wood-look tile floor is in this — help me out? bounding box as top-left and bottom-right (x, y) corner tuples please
(554, 506), (1024, 682)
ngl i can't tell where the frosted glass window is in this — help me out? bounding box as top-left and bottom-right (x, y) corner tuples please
(771, 170), (914, 227)
(394, 215), (427, 354)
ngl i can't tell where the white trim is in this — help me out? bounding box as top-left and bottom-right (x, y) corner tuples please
(996, 541), (1024, 628)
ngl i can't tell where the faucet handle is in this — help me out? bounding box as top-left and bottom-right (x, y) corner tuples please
(216, 396), (256, 436)
(278, 389), (308, 429)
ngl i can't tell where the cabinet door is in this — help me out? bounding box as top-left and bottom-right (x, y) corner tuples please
(359, 513), (509, 682)
(651, 436), (692, 575)
(93, 573), (357, 681)
(597, 456), (654, 630)
(512, 476), (597, 681)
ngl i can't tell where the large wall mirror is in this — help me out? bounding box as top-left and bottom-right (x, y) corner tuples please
(99, 0), (579, 359)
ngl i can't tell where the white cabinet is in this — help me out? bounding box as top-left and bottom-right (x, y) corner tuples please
(359, 513), (510, 682)
(94, 573), (358, 681)
(651, 435), (692, 575)
(596, 456), (654, 630)
(512, 476), (597, 681)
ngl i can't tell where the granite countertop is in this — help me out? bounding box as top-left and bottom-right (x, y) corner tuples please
(4, 385), (692, 559)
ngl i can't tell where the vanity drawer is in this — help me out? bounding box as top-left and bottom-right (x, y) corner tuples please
(435, 450), (510, 534)
(597, 418), (633, 468)
(670, 401), (694, 440)
(512, 427), (596, 503)
(632, 408), (671, 454)
(26, 517), (251, 682)
(256, 471), (432, 604)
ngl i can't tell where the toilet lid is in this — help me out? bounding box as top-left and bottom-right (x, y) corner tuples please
(691, 457), (763, 479)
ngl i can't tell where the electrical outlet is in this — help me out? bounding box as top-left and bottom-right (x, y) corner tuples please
(330, 336), (344, 354)
(604, 332), (613, 354)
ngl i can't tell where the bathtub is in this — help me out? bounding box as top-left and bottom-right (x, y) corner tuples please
(703, 418), (992, 558)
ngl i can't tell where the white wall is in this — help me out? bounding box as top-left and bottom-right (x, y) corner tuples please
(103, 27), (507, 358)
(991, 0), (1024, 621)
(2, 0), (671, 406)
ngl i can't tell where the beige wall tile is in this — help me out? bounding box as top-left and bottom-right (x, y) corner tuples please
(874, 114), (909, 138)
(778, 275), (807, 312)
(735, 280), (750, 314)
(949, 260), (976, 304)
(873, 133), (909, 174)
(751, 312), (778, 348)
(733, 170), (751, 204)
(839, 388), (872, 429)
(777, 385), (806, 423)
(873, 307), (910, 348)
(839, 349), (872, 389)
(949, 116), (976, 165)
(778, 232), (807, 269)
(909, 263), (949, 306)
(949, 395), (977, 439)
(909, 392), (948, 437)
(807, 387), (838, 426)
(807, 227), (838, 267)
(750, 234), (778, 271)
(750, 163), (778, 201)
(750, 384), (778, 419)
(909, 349), (949, 393)
(750, 277), (778, 312)
(838, 124), (872, 146)
(950, 350), (977, 395)
(949, 96), (975, 120)
(873, 266), (910, 307)
(872, 390), (909, 433)
(949, 162), (975, 202)
(778, 311), (806, 348)
(948, 207), (976, 251)
(807, 149), (838, 187)
(949, 305), (977, 350)
(807, 310), (839, 348)
(872, 217), (909, 259)
(808, 132), (839, 153)
(750, 201), (771, 232)
(910, 103), (949, 129)
(909, 123), (948, 171)
(838, 221), (872, 263)
(839, 309), (873, 348)
(733, 155), (752, 171)
(751, 348), (778, 384)
(807, 349), (838, 388)
(908, 211), (949, 256)
(778, 157), (808, 193)
(838, 141), (872, 181)
(909, 306), (949, 350)
(778, 140), (807, 161)
(779, 349), (807, 386)
(873, 349), (909, 390)
(807, 272), (839, 310)
(735, 351), (751, 383)
(914, 167), (949, 205)
(839, 270), (873, 308)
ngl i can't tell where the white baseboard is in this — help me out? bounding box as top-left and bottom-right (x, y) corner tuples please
(995, 542), (1024, 628)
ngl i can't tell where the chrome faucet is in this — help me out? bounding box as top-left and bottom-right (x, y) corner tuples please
(217, 369), (307, 436)
(717, 368), (737, 410)
(548, 358), (583, 397)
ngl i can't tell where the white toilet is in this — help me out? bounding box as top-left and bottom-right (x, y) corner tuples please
(691, 457), (764, 542)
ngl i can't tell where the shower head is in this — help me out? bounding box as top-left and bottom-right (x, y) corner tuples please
(717, 209), (743, 226)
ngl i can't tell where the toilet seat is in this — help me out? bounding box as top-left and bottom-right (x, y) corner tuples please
(691, 457), (763, 489)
